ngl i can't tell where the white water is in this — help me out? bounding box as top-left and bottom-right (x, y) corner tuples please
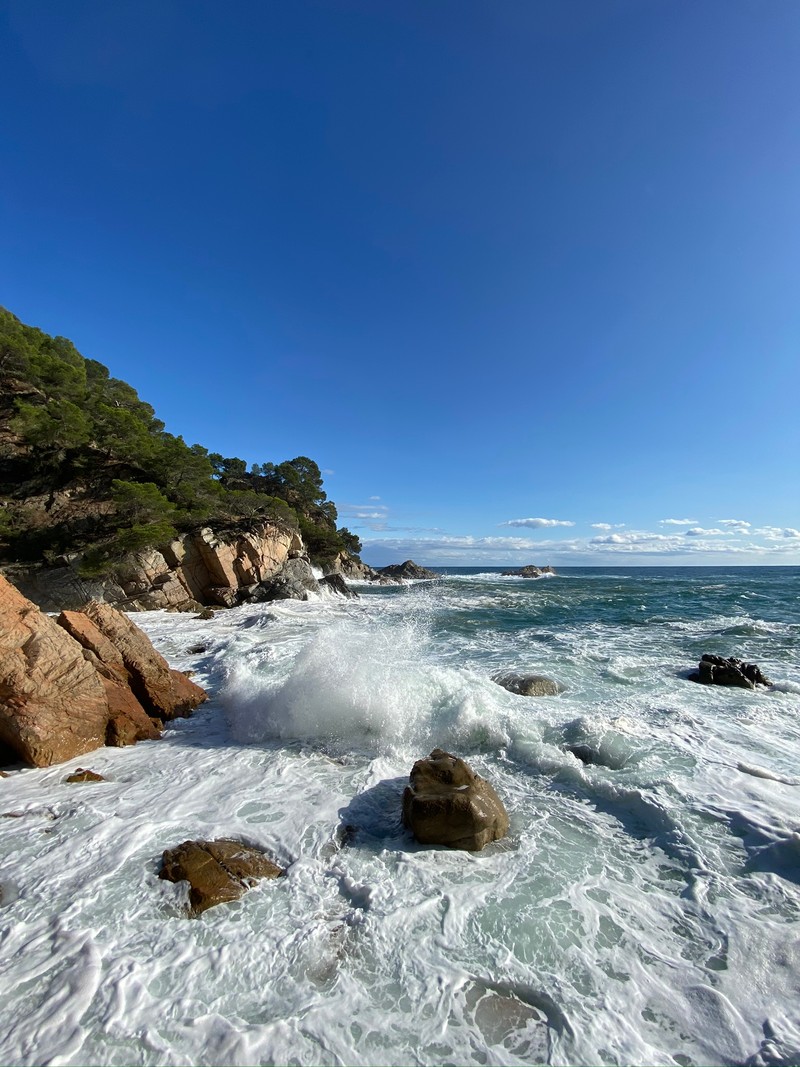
(2, 578), (800, 1066)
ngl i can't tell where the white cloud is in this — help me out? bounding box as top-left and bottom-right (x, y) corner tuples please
(590, 523), (625, 531)
(718, 518), (751, 529)
(499, 517), (575, 529)
(321, 469), (335, 476)
(660, 518), (698, 526)
(783, 528), (800, 539)
(369, 495), (381, 501)
(685, 527), (726, 537)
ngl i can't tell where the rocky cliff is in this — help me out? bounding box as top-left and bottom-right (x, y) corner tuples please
(1, 521), (322, 612)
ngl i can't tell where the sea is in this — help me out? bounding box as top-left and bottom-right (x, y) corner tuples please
(1, 566), (799, 1067)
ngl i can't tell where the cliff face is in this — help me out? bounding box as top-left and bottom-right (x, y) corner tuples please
(2, 521), (310, 612)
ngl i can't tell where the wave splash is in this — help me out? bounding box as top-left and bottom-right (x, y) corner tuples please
(223, 613), (511, 755)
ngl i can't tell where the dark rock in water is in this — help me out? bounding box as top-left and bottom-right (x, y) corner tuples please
(250, 558), (321, 602)
(159, 838), (284, 916)
(64, 768), (106, 783)
(185, 643), (209, 655)
(195, 607), (216, 620)
(567, 744), (595, 765)
(500, 565), (555, 578)
(689, 654), (771, 689)
(402, 748), (509, 851)
(319, 573), (358, 599)
(493, 672), (561, 697)
(376, 560), (439, 580)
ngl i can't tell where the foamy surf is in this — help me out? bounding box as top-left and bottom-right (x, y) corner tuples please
(1, 565), (799, 1066)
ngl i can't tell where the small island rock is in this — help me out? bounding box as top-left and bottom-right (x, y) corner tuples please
(689, 654), (771, 690)
(402, 748), (509, 851)
(376, 560), (439, 580)
(500, 565), (555, 578)
(159, 839), (285, 915)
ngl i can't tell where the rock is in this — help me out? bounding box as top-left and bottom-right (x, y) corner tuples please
(64, 768), (106, 783)
(567, 744), (595, 765)
(500, 565), (555, 578)
(2, 520), (306, 612)
(329, 551), (381, 581)
(689, 654), (771, 689)
(376, 560), (439, 580)
(0, 575), (110, 767)
(195, 607), (216, 620)
(319, 573), (358, 599)
(493, 672), (561, 697)
(249, 558), (320, 602)
(65, 601), (208, 720)
(159, 838), (284, 915)
(402, 748), (509, 851)
(186, 644), (209, 655)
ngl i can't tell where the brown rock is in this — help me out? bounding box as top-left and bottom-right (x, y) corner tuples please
(493, 672), (561, 697)
(0, 575), (109, 767)
(402, 748), (510, 851)
(64, 768), (106, 783)
(159, 839), (284, 915)
(76, 601), (207, 719)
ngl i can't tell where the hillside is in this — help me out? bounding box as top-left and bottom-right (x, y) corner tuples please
(0, 306), (362, 577)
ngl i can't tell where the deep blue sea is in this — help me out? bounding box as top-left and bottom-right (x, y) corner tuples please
(2, 567), (799, 1065)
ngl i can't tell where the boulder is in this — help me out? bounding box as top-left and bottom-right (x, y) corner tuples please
(249, 558), (321, 602)
(376, 560), (439, 580)
(159, 839), (284, 915)
(0, 575), (109, 767)
(689, 654), (771, 690)
(493, 672), (561, 697)
(402, 748), (509, 851)
(63, 601), (207, 720)
(319, 573), (358, 599)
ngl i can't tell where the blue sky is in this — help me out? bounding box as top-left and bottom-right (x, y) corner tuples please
(1, 0), (798, 566)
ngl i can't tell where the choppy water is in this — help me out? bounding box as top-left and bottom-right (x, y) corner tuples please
(1, 566), (799, 1066)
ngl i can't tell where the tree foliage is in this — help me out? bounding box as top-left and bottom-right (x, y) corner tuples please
(0, 306), (363, 567)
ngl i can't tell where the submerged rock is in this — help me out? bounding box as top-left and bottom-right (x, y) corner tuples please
(402, 748), (509, 851)
(64, 768), (106, 783)
(159, 838), (284, 915)
(493, 672), (561, 697)
(689, 654), (771, 690)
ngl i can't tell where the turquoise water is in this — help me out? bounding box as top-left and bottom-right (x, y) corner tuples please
(1, 567), (799, 1065)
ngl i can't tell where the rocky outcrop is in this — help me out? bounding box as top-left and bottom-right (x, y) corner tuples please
(493, 672), (562, 697)
(328, 551), (381, 582)
(159, 839), (285, 915)
(402, 748), (509, 851)
(0, 575), (206, 767)
(319, 573), (358, 599)
(689, 654), (771, 690)
(64, 602), (207, 720)
(500, 565), (555, 578)
(376, 560), (439, 580)
(248, 557), (320, 603)
(2, 520), (308, 612)
(0, 576), (110, 767)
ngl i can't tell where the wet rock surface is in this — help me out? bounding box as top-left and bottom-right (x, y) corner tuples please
(64, 768), (106, 783)
(159, 839), (284, 915)
(493, 672), (561, 697)
(402, 748), (509, 851)
(689, 654), (771, 689)
(376, 560), (439, 580)
(500, 565), (555, 578)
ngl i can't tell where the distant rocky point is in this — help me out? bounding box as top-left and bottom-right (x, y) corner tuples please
(500, 565), (555, 578)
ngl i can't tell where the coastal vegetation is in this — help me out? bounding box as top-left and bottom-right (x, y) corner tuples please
(0, 306), (361, 571)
